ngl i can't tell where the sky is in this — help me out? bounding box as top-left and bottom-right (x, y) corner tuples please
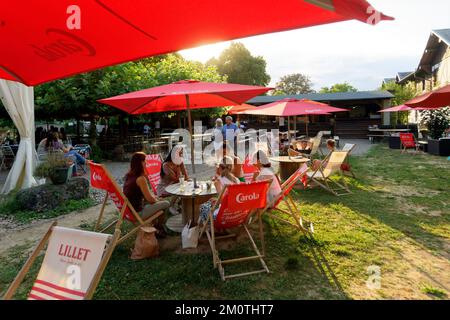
(179, 0), (450, 92)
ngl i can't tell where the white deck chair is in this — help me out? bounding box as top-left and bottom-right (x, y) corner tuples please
(306, 151), (352, 196)
(3, 222), (120, 300)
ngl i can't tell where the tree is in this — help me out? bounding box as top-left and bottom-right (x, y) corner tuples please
(275, 73), (315, 95)
(380, 82), (417, 124)
(320, 82), (358, 94)
(207, 42), (270, 86)
(420, 108), (450, 139)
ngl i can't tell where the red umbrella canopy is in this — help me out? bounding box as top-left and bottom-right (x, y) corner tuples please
(97, 80), (272, 114)
(379, 105), (434, 112)
(405, 85), (450, 109)
(228, 104), (258, 115)
(242, 98), (347, 116)
(379, 105), (413, 112)
(0, 0), (392, 86)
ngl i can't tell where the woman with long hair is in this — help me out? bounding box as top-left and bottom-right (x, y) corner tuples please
(123, 152), (170, 235)
(199, 156), (240, 222)
(156, 145), (189, 197)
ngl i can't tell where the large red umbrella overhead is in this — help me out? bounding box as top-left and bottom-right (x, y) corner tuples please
(241, 98), (347, 138)
(98, 80), (272, 174)
(0, 0), (392, 86)
(405, 85), (450, 109)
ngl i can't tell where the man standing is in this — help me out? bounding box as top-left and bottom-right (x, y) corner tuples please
(222, 116), (238, 150)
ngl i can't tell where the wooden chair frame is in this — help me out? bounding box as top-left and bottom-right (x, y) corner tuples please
(306, 151), (352, 196)
(400, 134), (420, 155)
(199, 183), (270, 281)
(259, 166), (314, 234)
(341, 143), (356, 178)
(3, 222), (120, 300)
(91, 163), (164, 245)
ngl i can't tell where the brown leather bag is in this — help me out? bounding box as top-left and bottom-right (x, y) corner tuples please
(131, 227), (159, 260)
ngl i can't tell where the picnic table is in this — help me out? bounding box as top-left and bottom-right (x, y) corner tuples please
(165, 180), (217, 232)
(270, 156), (310, 181)
(368, 128), (411, 143)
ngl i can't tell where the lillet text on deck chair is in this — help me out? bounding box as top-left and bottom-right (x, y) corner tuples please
(89, 161), (165, 245)
(3, 222), (119, 300)
(199, 180), (271, 281)
(260, 163), (314, 234)
(306, 151), (352, 196)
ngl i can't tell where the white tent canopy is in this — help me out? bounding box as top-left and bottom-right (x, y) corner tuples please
(0, 79), (39, 194)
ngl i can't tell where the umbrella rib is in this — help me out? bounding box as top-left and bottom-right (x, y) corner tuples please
(127, 97), (159, 114)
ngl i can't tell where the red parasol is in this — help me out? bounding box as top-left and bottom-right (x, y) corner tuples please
(0, 0), (393, 86)
(405, 85), (450, 109)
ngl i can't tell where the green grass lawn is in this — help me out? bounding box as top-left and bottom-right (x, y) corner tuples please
(1, 145), (449, 300)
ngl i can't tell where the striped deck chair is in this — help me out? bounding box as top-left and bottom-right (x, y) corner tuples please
(260, 164), (313, 234)
(3, 222), (119, 300)
(306, 151), (352, 196)
(199, 181), (271, 281)
(144, 154), (163, 193)
(400, 133), (420, 154)
(89, 162), (164, 245)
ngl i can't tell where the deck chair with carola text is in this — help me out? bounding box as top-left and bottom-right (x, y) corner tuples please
(306, 151), (352, 196)
(3, 222), (119, 300)
(89, 161), (164, 245)
(144, 154), (163, 193)
(259, 163), (314, 234)
(199, 180), (271, 281)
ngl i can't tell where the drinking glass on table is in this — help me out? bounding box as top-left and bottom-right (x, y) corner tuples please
(179, 176), (185, 192)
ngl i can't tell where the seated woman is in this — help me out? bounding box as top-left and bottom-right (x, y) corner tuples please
(199, 156), (240, 222)
(156, 144), (189, 197)
(293, 140), (312, 154)
(311, 139), (336, 171)
(253, 150), (282, 204)
(123, 152), (170, 236)
(221, 142), (244, 182)
(44, 132), (86, 176)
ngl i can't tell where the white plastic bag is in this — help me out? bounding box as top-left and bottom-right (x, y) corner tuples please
(181, 220), (199, 249)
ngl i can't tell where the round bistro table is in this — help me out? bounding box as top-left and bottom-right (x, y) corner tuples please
(270, 156), (310, 181)
(165, 181), (217, 232)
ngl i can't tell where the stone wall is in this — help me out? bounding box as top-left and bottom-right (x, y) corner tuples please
(15, 178), (89, 212)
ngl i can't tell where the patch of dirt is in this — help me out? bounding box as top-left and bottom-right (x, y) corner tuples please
(379, 185), (440, 198)
(0, 203), (116, 257)
(347, 239), (450, 300)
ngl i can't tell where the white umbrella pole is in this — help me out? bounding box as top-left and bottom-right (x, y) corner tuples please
(185, 95), (196, 175)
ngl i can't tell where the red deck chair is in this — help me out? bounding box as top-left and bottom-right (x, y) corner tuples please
(400, 133), (419, 154)
(260, 164), (313, 234)
(199, 180), (271, 281)
(89, 162), (164, 245)
(145, 154), (163, 193)
(242, 155), (259, 182)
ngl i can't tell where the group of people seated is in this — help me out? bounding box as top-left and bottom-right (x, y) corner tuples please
(37, 131), (86, 176)
(121, 143), (282, 237)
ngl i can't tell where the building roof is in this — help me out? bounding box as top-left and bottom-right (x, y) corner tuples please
(383, 78), (396, 84)
(247, 91), (394, 105)
(433, 29), (450, 46)
(418, 28), (450, 74)
(397, 72), (414, 82)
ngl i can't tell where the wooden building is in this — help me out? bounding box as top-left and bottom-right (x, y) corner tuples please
(246, 91), (394, 138)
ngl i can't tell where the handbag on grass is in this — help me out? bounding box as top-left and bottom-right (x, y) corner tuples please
(181, 220), (199, 249)
(131, 226), (159, 260)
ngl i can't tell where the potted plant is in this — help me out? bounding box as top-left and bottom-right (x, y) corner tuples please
(420, 108), (450, 156)
(35, 151), (73, 184)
